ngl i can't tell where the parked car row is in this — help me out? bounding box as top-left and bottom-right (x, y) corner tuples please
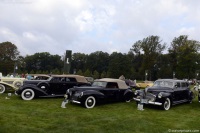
(0, 73), (198, 111)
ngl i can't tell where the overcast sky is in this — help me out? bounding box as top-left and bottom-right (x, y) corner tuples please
(0, 0), (200, 56)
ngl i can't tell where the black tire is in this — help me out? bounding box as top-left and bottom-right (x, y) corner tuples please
(162, 98), (171, 110)
(84, 96), (96, 109)
(21, 89), (35, 100)
(0, 84), (6, 94)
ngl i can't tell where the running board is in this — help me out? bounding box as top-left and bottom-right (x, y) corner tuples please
(172, 99), (188, 105)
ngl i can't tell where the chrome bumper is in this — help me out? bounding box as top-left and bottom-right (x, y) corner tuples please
(133, 98), (162, 106)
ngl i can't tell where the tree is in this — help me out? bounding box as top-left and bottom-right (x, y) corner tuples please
(24, 52), (63, 73)
(107, 52), (133, 79)
(169, 35), (200, 79)
(130, 35), (166, 80)
(86, 51), (109, 74)
(0, 41), (20, 75)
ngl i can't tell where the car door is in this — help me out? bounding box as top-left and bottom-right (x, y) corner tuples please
(173, 82), (182, 101)
(103, 82), (119, 101)
(179, 82), (190, 100)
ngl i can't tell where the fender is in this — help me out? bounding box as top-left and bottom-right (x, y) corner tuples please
(37, 82), (50, 88)
(0, 81), (18, 90)
(123, 89), (134, 100)
(81, 90), (105, 100)
(160, 92), (171, 98)
(18, 84), (48, 96)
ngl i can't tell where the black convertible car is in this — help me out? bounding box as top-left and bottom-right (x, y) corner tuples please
(61, 78), (134, 108)
(133, 79), (194, 110)
(16, 75), (90, 100)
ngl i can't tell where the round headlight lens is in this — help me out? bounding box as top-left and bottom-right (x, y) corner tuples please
(134, 91), (138, 95)
(158, 92), (162, 98)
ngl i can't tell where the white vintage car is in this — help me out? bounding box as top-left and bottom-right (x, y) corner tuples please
(0, 73), (25, 94)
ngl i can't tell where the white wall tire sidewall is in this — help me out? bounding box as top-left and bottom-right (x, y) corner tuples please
(0, 84), (6, 94)
(163, 98), (171, 110)
(85, 96), (96, 109)
(21, 89), (35, 100)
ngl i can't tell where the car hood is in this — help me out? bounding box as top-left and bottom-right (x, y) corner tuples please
(146, 86), (173, 93)
(70, 86), (103, 92)
(23, 80), (47, 84)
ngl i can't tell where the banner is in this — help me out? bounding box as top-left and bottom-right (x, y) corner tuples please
(63, 50), (72, 74)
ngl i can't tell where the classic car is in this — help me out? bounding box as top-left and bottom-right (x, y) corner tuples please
(133, 79), (194, 110)
(16, 75), (91, 100)
(136, 81), (153, 88)
(61, 78), (134, 109)
(0, 73), (25, 93)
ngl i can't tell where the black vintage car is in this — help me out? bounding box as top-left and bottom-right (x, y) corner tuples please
(133, 79), (194, 110)
(16, 75), (90, 100)
(61, 78), (134, 109)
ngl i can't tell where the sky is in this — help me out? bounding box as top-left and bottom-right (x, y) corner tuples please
(0, 0), (200, 56)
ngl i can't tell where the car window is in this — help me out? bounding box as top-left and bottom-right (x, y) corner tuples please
(153, 81), (173, 87)
(92, 81), (107, 87)
(176, 82), (181, 87)
(181, 82), (187, 87)
(106, 82), (118, 88)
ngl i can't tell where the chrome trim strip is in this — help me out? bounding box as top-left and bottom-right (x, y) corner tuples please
(71, 100), (81, 104)
(133, 98), (162, 105)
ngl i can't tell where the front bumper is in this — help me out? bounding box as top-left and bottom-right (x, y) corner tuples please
(133, 98), (162, 106)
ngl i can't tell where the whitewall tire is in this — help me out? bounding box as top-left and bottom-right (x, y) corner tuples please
(84, 96), (96, 109)
(21, 89), (35, 100)
(0, 84), (6, 94)
(162, 98), (171, 110)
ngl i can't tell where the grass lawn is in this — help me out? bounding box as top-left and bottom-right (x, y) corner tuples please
(1, 92), (200, 133)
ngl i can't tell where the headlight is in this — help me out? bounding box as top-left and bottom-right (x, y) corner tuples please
(158, 92), (162, 98)
(78, 92), (83, 98)
(64, 94), (68, 98)
(134, 91), (138, 95)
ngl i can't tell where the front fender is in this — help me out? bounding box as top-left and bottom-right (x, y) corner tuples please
(0, 81), (17, 90)
(80, 90), (105, 103)
(17, 84), (48, 96)
(160, 92), (171, 98)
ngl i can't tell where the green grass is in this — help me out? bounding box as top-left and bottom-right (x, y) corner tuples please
(1, 92), (200, 133)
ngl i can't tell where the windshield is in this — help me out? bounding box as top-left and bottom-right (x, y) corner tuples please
(92, 81), (107, 87)
(153, 81), (174, 88)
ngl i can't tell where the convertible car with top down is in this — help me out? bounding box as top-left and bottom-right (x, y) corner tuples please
(61, 78), (134, 109)
(16, 75), (90, 100)
(133, 79), (194, 110)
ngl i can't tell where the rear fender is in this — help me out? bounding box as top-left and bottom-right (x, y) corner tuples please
(123, 89), (134, 100)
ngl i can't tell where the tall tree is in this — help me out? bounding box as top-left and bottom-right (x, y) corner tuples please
(0, 41), (19, 75)
(130, 35), (166, 80)
(169, 35), (200, 79)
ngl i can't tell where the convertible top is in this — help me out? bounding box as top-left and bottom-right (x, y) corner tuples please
(95, 78), (129, 89)
(52, 75), (88, 83)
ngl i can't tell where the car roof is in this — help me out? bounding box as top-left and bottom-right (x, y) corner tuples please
(155, 79), (186, 82)
(95, 78), (129, 89)
(51, 74), (88, 83)
(27, 74), (51, 77)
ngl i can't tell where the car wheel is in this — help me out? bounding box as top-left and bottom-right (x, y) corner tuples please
(162, 98), (171, 110)
(13, 81), (23, 88)
(21, 89), (35, 100)
(0, 84), (6, 94)
(84, 96), (96, 109)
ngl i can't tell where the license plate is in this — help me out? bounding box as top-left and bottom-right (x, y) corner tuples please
(141, 99), (148, 104)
